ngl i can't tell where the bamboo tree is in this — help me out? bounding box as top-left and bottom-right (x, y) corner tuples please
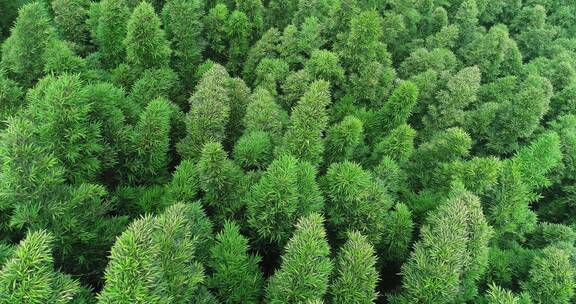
(0, 230), (81, 304)
(208, 221), (264, 303)
(246, 154), (323, 247)
(125, 2), (171, 70)
(266, 213), (332, 303)
(330, 231), (379, 304)
(1, 2), (56, 87)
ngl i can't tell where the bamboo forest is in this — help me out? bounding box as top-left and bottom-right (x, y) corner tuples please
(0, 0), (576, 303)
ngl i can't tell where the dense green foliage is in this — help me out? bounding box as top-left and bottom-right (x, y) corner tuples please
(1, 0), (576, 303)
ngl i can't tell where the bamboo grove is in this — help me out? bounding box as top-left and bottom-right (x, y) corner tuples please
(0, 0), (575, 303)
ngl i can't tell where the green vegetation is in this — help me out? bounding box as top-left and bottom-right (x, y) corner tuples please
(0, 0), (575, 302)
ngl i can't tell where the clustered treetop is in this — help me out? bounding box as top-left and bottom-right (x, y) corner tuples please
(0, 0), (575, 303)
